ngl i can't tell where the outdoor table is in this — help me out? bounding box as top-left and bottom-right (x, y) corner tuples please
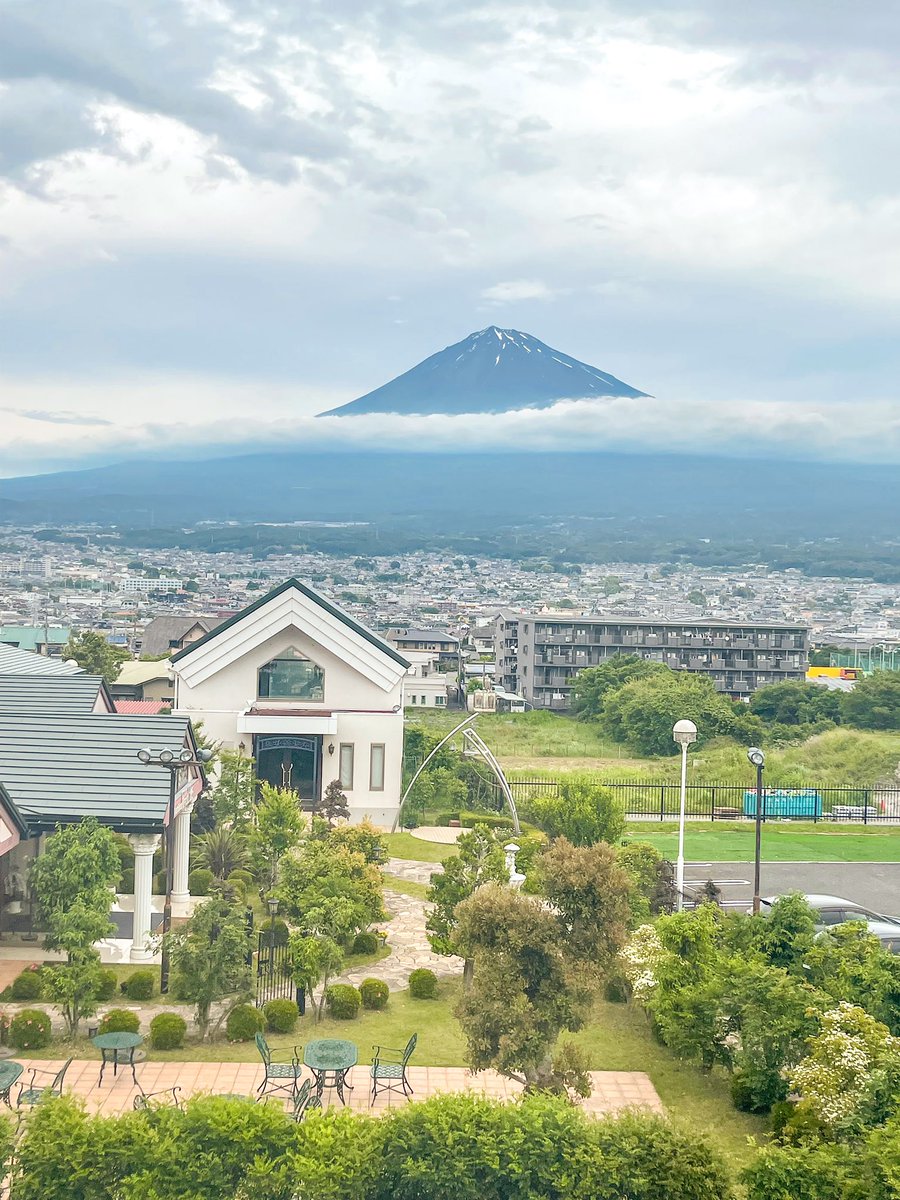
(303, 1039), (357, 1104)
(0, 1061), (23, 1107)
(93, 1032), (142, 1086)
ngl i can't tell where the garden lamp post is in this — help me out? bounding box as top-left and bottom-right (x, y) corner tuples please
(747, 747), (766, 914)
(673, 719), (698, 911)
(136, 745), (213, 994)
(267, 896), (278, 989)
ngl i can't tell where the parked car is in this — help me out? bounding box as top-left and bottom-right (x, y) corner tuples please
(758, 893), (900, 953)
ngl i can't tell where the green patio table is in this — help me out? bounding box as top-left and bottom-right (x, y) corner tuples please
(0, 1061), (23, 1107)
(93, 1032), (142, 1087)
(303, 1039), (357, 1104)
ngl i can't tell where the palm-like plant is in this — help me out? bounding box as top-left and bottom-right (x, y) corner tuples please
(193, 827), (249, 880)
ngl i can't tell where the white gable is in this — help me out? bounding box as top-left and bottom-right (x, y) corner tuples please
(173, 584), (408, 693)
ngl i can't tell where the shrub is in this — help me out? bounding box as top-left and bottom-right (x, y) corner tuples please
(225, 1004), (264, 1042)
(9, 1008), (51, 1051)
(743, 1142), (859, 1200)
(434, 811), (461, 826)
(227, 869), (254, 887)
(325, 984), (361, 1020)
(123, 969), (155, 1001)
(99, 1009), (140, 1035)
(150, 1012), (187, 1050)
(95, 969), (118, 1001)
(593, 1110), (733, 1200)
(258, 918), (290, 947)
(10, 968), (44, 1001)
(360, 978), (389, 1010)
(188, 868), (214, 896)
(604, 976), (629, 1004)
(352, 931), (379, 956)
(118, 867), (135, 894)
(263, 999), (299, 1034)
(408, 969), (438, 1000)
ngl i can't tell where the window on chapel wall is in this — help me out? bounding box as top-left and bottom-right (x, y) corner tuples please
(257, 647), (325, 701)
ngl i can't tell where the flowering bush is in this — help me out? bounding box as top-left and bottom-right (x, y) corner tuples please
(619, 924), (666, 1003)
(9, 1008), (51, 1051)
(789, 1002), (900, 1136)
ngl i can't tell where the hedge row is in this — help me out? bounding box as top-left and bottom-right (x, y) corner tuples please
(9, 1093), (732, 1200)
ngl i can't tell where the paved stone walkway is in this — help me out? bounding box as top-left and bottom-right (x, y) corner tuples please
(17, 1057), (662, 1117)
(385, 857), (439, 885)
(339, 887), (462, 991)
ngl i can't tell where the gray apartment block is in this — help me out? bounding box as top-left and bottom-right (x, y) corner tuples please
(493, 613), (809, 710)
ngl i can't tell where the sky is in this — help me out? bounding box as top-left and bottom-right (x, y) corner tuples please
(2, 0), (900, 474)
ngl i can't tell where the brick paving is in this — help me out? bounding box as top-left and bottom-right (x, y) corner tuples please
(10, 1058), (661, 1117)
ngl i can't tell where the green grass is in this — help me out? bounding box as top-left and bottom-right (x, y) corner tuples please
(341, 944), (392, 973)
(384, 832), (456, 863)
(382, 874), (430, 901)
(625, 820), (900, 862)
(408, 710), (626, 762)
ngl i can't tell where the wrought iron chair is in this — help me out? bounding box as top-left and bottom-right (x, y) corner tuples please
(255, 1032), (303, 1101)
(370, 1033), (417, 1103)
(289, 1077), (322, 1122)
(17, 1059), (72, 1108)
(133, 1078), (183, 1111)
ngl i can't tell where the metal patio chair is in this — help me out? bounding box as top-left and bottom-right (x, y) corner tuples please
(16, 1059), (72, 1108)
(370, 1033), (417, 1103)
(255, 1032), (303, 1101)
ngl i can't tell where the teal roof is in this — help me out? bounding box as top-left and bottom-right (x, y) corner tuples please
(0, 627), (70, 652)
(171, 577), (410, 669)
(0, 713), (201, 832)
(0, 645), (82, 676)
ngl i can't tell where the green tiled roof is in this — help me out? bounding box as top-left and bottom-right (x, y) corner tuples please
(0, 627), (70, 652)
(0, 713), (198, 832)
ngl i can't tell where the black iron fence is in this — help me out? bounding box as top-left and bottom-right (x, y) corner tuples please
(255, 933), (305, 1010)
(501, 778), (900, 824)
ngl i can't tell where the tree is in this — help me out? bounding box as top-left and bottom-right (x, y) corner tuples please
(571, 655), (667, 721)
(30, 819), (121, 1037)
(405, 766), (468, 825)
(526, 774), (625, 846)
(319, 779), (350, 827)
(288, 931), (345, 1020)
(602, 671), (763, 755)
(617, 841), (676, 925)
(210, 749), (256, 828)
(62, 631), (130, 683)
(195, 827), (249, 881)
(278, 840), (384, 943)
(249, 783), (306, 896)
(455, 841), (631, 1093)
(426, 825), (508, 986)
(750, 681), (842, 726)
(166, 895), (253, 1038)
(842, 671), (900, 731)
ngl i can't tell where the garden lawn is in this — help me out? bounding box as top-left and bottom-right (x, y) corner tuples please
(383, 875), (430, 901)
(384, 832), (455, 863)
(625, 821), (900, 862)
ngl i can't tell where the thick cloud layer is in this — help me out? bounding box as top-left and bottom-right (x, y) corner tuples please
(1, 0), (899, 474)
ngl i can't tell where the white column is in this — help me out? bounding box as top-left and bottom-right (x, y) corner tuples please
(129, 833), (161, 961)
(171, 803), (194, 905)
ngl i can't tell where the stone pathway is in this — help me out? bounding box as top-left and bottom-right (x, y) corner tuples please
(339, 886), (462, 991)
(385, 857), (439, 885)
(21, 1057), (662, 1117)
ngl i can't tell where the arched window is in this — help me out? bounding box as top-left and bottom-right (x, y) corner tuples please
(257, 647), (324, 701)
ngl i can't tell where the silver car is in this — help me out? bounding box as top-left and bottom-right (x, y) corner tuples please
(758, 893), (900, 954)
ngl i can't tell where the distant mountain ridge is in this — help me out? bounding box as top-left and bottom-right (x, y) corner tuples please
(318, 326), (648, 416)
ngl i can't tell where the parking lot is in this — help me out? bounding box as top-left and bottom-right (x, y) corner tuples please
(686, 860), (900, 915)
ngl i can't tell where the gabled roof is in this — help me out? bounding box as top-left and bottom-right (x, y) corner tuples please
(139, 615), (221, 658)
(0, 645), (82, 676)
(0, 626), (70, 652)
(0, 713), (198, 831)
(116, 660), (174, 686)
(172, 578), (410, 691)
(0, 674), (114, 714)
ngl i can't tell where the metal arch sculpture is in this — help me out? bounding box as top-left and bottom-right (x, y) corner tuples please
(392, 713), (477, 834)
(462, 727), (521, 835)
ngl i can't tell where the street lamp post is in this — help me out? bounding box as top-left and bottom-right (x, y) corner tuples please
(672, 720), (698, 911)
(137, 745), (213, 993)
(747, 747), (766, 914)
(266, 896), (278, 996)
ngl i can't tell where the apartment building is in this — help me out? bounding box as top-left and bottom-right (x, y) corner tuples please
(493, 613), (809, 709)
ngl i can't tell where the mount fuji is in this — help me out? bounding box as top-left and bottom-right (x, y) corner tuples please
(318, 327), (648, 416)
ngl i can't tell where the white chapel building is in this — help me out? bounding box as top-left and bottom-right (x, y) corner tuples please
(171, 579), (410, 827)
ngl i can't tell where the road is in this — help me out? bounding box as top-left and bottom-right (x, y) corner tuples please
(686, 861), (900, 915)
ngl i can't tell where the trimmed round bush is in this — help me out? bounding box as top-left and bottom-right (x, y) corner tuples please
(99, 1009), (141, 1035)
(225, 1004), (264, 1042)
(188, 867), (214, 896)
(408, 968), (438, 999)
(10, 968), (44, 1001)
(352, 931), (379, 956)
(227, 868), (254, 887)
(263, 998), (299, 1034)
(258, 918), (290, 947)
(325, 984), (361, 1020)
(150, 1012), (187, 1051)
(9, 1009), (51, 1051)
(95, 969), (118, 1001)
(123, 969), (155, 1001)
(359, 978), (389, 1011)
(118, 867), (135, 894)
